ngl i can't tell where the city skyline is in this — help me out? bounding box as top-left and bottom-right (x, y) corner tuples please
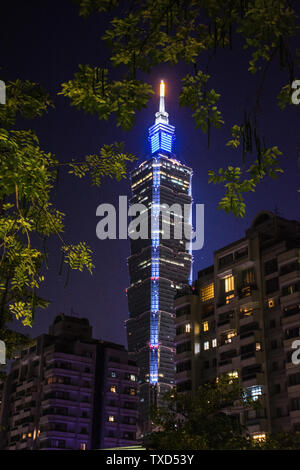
(1, 0), (299, 350)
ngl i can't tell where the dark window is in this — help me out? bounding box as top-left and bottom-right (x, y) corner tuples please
(235, 247), (248, 260)
(176, 305), (191, 318)
(280, 261), (299, 276)
(276, 407), (283, 417)
(273, 384), (281, 394)
(177, 381), (191, 392)
(283, 304), (300, 318)
(288, 373), (300, 386)
(176, 324), (187, 336)
(176, 341), (191, 354)
(108, 356), (120, 363)
(265, 277), (279, 294)
(282, 282), (300, 297)
(218, 253), (234, 268)
(241, 343), (255, 355)
(264, 259), (278, 276)
(285, 327), (300, 339)
(176, 360), (191, 373)
(218, 310), (234, 326)
(270, 339), (277, 350)
(291, 398), (300, 411)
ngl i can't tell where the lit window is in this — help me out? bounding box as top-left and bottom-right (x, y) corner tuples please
(243, 268), (255, 285)
(130, 374), (136, 381)
(108, 415), (115, 422)
(253, 433), (266, 442)
(224, 275), (234, 293)
(241, 307), (253, 316)
(244, 385), (263, 402)
(228, 370), (239, 379)
(241, 285), (251, 297)
(201, 283), (214, 302)
(111, 371), (116, 378)
(202, 321), (209, 332)
(80, 443), (86, 451)
(226, 331), (236, 343)
(256, 342), (261, 351)
(27, 433), (32, 438)
(204, 341), (209, 351)
(129, 388), (136, 396)
(194, 343), (200, 354)
(226, 293), (235, 304)
(110, 385), (117, 393)
(185, 323), (191, 333)
(268, 298), (275, 308)
(212, 338), (217, 348)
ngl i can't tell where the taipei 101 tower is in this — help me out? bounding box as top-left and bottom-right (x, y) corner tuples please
(126, 81), (193, 435)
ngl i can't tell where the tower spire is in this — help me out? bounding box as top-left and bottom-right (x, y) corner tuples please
(159, 80), (165, 113)
(155, 80), (169, 125)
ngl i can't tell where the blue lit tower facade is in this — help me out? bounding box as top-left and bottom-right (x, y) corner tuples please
(126, 81), (193, 434)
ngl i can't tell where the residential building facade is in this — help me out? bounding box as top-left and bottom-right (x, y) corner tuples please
(0, 314), (138, 450)
(174, 210), (300, 439)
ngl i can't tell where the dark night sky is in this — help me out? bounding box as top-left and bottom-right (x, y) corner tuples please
(1, 0), (300, 347)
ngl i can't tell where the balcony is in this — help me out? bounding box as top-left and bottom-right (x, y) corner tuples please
(43, 381), (81, 392)
(45, 365), (81, 377)
(242, 372), (265, 388)
(238, 284), (258, 298)
(283, 335), (300, 351)
(175, 369), (191, 381)
(119, 409), (138, 422)
(279, 269), (300, 286)
(39, 429), (76, 439)
(282, 305), (300, 326)
(217, 310), (235, 330)
(218, 360), (235, 375)
(218, 336), (238, 352)
(240, 351), (263, 368)
(239, 331), (257, 345)
(216, 296), (236, 311)
(287, 383), (300, 395)
(40, 413), (77, 424)
(289, 409), (300, 419)
(39, 439), (74, 450)
(41, 397), (79, 407)
(280, 286), (300, 306)
(175, 331), (191, 342)
(238, 285), (260, 308)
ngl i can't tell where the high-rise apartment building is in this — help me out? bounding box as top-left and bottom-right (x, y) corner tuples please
(126, 81), (193, 434)
(175, 210), (300, 439)
(0, 314), (138, 450)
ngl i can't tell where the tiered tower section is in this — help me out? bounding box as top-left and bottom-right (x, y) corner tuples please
(126, 81), (193, 434)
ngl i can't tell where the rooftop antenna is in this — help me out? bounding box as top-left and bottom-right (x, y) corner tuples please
(155, 80), (169, 125)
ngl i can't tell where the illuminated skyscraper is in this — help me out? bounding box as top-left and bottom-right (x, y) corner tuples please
(126, 81), (193, 434)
